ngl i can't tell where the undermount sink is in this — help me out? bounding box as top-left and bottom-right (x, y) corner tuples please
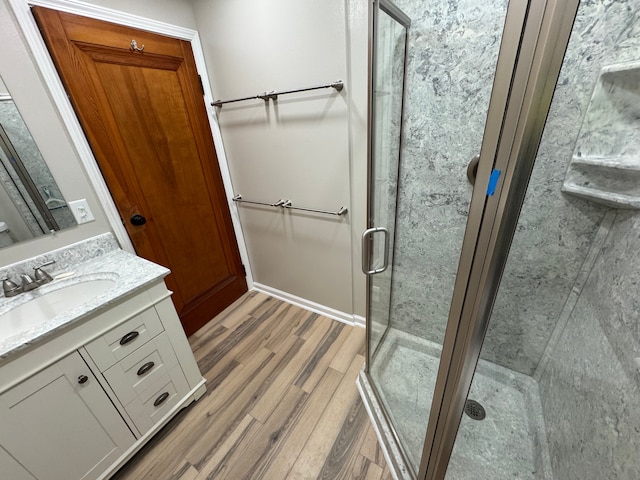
(0, 278), (117, 339)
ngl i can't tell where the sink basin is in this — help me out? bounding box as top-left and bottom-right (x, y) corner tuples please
(0, 279), (116, 339)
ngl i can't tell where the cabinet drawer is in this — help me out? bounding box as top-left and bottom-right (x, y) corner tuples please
(103, 333), (180, 406)
(124, 365), (190, 434)
(85, 307), (164, 372)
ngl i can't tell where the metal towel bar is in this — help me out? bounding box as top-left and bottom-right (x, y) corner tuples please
(232, 194), (347, 216)
(213, 80), (344, 107)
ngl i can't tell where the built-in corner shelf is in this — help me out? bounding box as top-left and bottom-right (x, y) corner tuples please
(562, 61), (640, 209)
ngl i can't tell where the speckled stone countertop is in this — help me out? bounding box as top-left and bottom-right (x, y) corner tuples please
(0, 233), (169, 360)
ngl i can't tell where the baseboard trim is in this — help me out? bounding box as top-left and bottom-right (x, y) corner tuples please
(353, 314), (366, 328)
(253, 282), (365, 328)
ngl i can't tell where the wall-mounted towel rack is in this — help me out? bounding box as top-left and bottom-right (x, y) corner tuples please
(232, 194), (348, 216)
(212, 80), (344, 107)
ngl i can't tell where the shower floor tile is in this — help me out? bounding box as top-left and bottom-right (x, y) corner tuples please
(370, 328), (553, 480)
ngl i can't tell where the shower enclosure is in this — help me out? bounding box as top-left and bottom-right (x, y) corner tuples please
(359, 0), (640, 479)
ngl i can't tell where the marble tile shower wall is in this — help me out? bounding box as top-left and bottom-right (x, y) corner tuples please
(387, 0), (509, 345)
(483, 0), (640, 377)
(537, 211), (640, 480)
(387, 0), (639, 378)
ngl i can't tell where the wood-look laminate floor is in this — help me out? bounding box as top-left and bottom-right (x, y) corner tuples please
(112, 291), (392, 480)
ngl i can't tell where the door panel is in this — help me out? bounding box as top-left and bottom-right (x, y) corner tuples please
(32, 7), (247, 335)
(366, 0), (516, 476)
(367, 5), (407, 361)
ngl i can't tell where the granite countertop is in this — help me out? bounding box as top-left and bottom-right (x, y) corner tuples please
(0, 239), (169, 361)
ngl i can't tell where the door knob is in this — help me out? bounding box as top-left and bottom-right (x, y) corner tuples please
(78, 375), (88, 384)
(130, 214), (146, 226)
(467, 154), (480, 185)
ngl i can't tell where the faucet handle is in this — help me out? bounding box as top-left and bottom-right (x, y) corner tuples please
(2, 277), (22, 297)
(34, 260), (55, 285)
(35, 260), (56, 269)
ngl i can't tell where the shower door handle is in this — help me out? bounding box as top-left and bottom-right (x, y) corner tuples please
(361, 227), (390, 275)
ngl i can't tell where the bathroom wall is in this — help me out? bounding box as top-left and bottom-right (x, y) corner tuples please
(79, 0), (197, 28)
(533, 3), (640, 477)
(191, 0), (369, 318)
(0, 0), (200, 267)
(482, 0), (640, 376)
(537, 211), (640, 480)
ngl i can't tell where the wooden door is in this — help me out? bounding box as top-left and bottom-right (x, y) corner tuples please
(32, 7), (247, 335)
(0, 352), (134, 480)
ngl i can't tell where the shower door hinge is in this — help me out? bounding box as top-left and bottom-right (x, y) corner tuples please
(198, 75), (205, 96)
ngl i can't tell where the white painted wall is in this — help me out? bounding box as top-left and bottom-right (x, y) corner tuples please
(345, 0), (369, 318)
(79, 0), (197, 28)
(191, 0), (368, 318)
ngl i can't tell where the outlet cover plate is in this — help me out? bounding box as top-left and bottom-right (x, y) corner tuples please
(68, 199), (95, 224)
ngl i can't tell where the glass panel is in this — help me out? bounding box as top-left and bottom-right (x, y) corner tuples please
(367, 0), (510, 474)
(368, 7), (406, 361)
(447, 2), (640, 479)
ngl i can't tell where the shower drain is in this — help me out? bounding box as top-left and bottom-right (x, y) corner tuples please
(464, 399), (486, 421)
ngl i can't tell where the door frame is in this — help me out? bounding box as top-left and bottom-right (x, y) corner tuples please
(364, 0), (411, 370)
(7, 0), (254, 288)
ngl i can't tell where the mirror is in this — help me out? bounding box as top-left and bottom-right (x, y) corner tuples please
(0, 75), (76, 247)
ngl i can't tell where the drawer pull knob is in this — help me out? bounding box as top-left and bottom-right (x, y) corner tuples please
(78, 375), (89, 384)
(154, 392), (170, 407)
(137, 361), (155, 376)
(119, 331), (140, 345)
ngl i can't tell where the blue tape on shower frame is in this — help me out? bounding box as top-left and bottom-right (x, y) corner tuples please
(486, 169), (502, 196)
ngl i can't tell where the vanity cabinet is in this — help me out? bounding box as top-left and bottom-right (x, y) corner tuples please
(0, 351), (135, 480)
(0, 281), (206, 480)
(84, 306), (191, 436)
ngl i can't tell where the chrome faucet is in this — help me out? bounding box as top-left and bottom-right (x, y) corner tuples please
(2, 260), (56, 297)
(2, 278), (22, 297)
(34, 262), (55, 284)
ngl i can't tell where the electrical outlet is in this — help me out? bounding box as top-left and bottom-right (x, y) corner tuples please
(68, 199), (95, 224)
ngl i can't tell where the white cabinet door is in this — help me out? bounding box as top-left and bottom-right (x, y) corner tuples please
(0, 445), (36, 480)
(0, 352), (135, 480)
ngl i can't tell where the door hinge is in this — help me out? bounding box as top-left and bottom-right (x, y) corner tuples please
(242, 264), (247, 276)
(198, 75), (205, 96)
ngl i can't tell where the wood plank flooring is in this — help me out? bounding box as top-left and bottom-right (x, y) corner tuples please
(112, 291), (392, 480)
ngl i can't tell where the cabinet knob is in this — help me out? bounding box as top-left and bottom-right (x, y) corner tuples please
(78, 375), (89, 384)
(119, 331), (140, 345)
(153, 392), (170, 407)
(137, 361), (155, 376)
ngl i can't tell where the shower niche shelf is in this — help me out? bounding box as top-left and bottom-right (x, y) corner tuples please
(562, 61), (640, 209)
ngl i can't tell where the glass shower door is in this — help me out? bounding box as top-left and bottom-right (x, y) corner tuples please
(364, 0), (517, 476)
(366, 1), (408, 362)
